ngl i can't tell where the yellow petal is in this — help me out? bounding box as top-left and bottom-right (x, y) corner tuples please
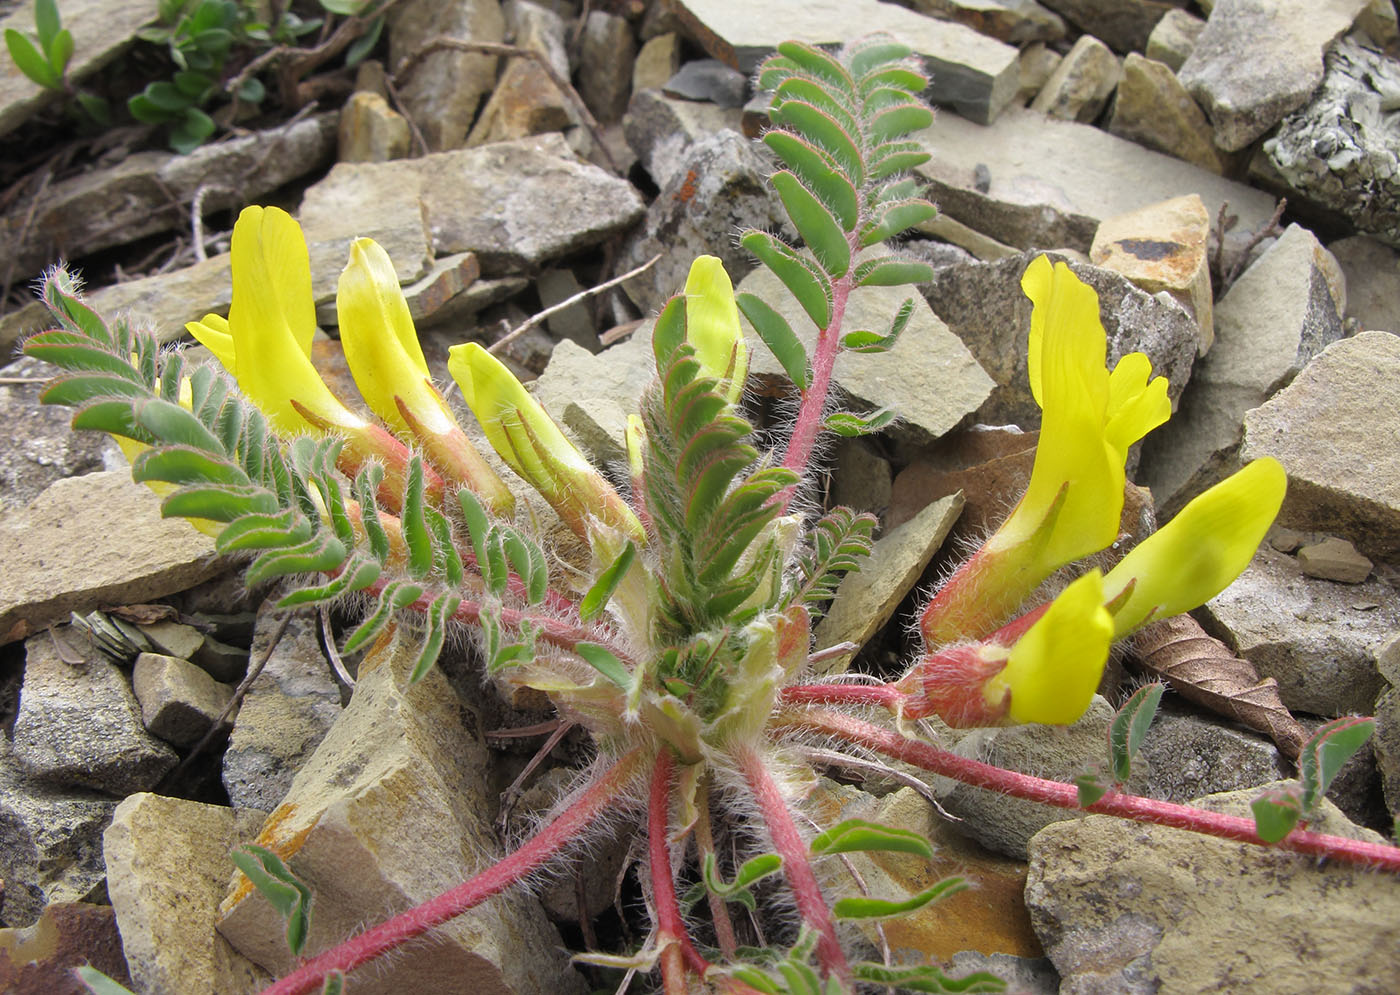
(186, 313), (236, 371)
(1103, 458), (1286, 637)
(1104, 351), (1170, 459)
(1022, 255), (1106, 410)
(338, 237), (443, 434)
(223, 206), (363, 434)
(684, 255), (748, 403)
(991, 570), (1113, 725)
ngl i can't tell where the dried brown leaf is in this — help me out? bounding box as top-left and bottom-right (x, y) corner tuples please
(1130, 613), (1307, 761)
(105, 603), (178, 625)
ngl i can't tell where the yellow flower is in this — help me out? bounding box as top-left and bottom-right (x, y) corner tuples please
(985, 570), (1114, 724)
(337, 237), (515, 516)
(921, 255), (1170, 645)
(186, 206), (366, 437)
(448, 343), (643, 545)
(683, 255), (748, 403)
(1103, 458), (1286, 637)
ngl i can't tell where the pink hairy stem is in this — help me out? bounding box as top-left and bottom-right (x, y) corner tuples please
(649, 749), (709, 992)
(780, 682), (902, 710)
(259, 747), (647, 995)
(786, 708), (1400, 873)
(738, 744), (851, 982)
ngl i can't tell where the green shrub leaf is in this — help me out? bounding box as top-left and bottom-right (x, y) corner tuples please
(1109, 682), (1165, 783)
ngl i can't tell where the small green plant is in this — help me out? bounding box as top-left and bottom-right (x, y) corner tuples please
(4, 0), (109, 122)
(34, 35), (1400, 995)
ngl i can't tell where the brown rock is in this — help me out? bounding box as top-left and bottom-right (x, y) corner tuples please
(1296, 536), (1373, 583)
(337, 91), (411, 162)
(387, 0), (504, 150)
(1109, 53), (1228, 176)
(0, 902), (130, 995)
(466, 57), (571, 146)
(1030, 34), (1120, 123)
(1091, 193), (1214, 353)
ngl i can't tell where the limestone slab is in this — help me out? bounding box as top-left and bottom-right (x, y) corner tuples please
(670, 0), (1021, 124)
(1109, 53), (1226, 175)
(914, 105), (1276, 254)
(0, 471), (222, 645)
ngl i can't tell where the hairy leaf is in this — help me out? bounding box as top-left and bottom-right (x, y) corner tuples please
(1109, 682), (1165, 784)
(859, 199), (938, 247)
(1251, 788), (1303, 843)
(767, 99), (863, 186)
(762, 131), (859, 230)
(853, 257), (934, 288)
(770, 170), (851, 277)
(809, 818), (933, 858)
(793, 506), (877, 612)
(740, 231), (832, 329)
(229, 845), (312, 956)
(1300, 716), (1375, 813)
(852, 962), (1006, 994)
(580, 540), (637, 622)
(576, 642), (631, 689)
(833, 877), (967, 920)
(775, 40), (852, 91)
(736, 292), (810, 390)
(344, 581), (425, 654)
(410, 591), (462, 682)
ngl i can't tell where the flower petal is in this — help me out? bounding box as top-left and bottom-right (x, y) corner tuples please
(1104, 351), (1170, 459)
(1022, 254), (1106, 410)
(991, 569), (1113, 725)
(684, 255), (748, 403)
(338, 237), (441, 434)
(1103, 457), (1286, 637)
(186, 313), (236, 371)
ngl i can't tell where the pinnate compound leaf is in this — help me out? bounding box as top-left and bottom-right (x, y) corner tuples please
(794, 506), (876, 610)
(1132, 614), (1306, 760)
(575, 642), (631, 690)
(1109, 682), (1165, 783)
(833, 877), (967, 920)
(853, 962), (1006, 994)
(1251, 788), (1303, 843)
(344, 581), (424, 654)
(823, 408), (896, 437)
(1300, 716), (1375, 813)
(580, 540), (636, 622)
(810, 818), (933, 859)
(230, 844), (312, 956)
(410, 592), (462, 682)
(741, 231), (831, 329)
(770, 170), (851, 277)
(736, 292), (810, 390)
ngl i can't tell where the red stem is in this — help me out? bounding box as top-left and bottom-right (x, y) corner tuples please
(260, 748), (646, 995)
(781, 682), (901, 710)
(738, 745), (851, 982)
(788, 709), (1400, 872)
(649, 750), (709, 990)
(779, 272), (854, 495)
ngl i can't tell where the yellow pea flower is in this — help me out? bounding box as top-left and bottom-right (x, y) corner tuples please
(448, 343), (643, 545)
(186, 206), (365, 437)
(986, 569), (1113, 725)
(1102, 457), (1286, 637)
(921, 255), (1170, 645)
(684, 255), (748, 404)
(898, 570), (1113, 727)
(336, 237), (515, 516)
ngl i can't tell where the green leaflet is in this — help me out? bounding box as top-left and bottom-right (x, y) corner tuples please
(401, 456), (433, 579)
(832, 876), (967, 920)
(853, 257), (934, 288)
(215, 508), (314, 552)
(859, 198), (939, 247)
(575, 641), (631, 689)
(229, 845), (313, 957)
(740, 231), (832, 329)
(245, 531), (348, 586)
(1300, 716), (1375, 812)
(847, 38), (915, 79)
(840, 297), (915, 354)
(770, 170), (851, 277)
(131, 444), (251, 489)
(135, 396), (225, 452)
(793, 506), (877, 611)
(774, 76), (860, 143)
(823, 408), (897, 437)
(161, 483), (280, 522)
(768, 99), (864, 186)
(809, 818), (933, 859)
(1108, 682), (1165, 783)
(410, 591), (462, 683)
(761, 131), (859, 230)
(736, 292), (810, 390)
(775, 40), (851, 91)
(580, 540), (637, 622)
(277, 553), (382, 608)
(343, 581), (425, 654)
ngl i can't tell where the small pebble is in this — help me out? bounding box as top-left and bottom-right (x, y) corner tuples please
(1296, 536), (1373, 584)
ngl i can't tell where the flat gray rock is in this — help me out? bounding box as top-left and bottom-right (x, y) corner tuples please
(1141, 224), (1345, 514)
(302, 134), (644, 275)
(0, 0), (156, 138)
(221, 606), (342, 813)
(0, 471), (222, 645)
(0, 114), (337, 288)
(1242, 330), (1400, 558)
(670, 0), (1020, 124)
(623, 87), (745, 189)
(578, 10), (637, 123)
(1145, 7), (1206, 71)
(12, 628), (178, 794)
(1260, 36), (1400, 248)
(1328, 235), (1400, 333)
(913, 105), (1276, 253)
(1178, 0), (1370, 152)
(924, 251), (1197, 429)
(1200, 544), (1398, 716)
(386, 0), (504, 150)
(0, 737), (116, 927)
(907, 0), (1066, 45)
(1025, 783), (1399, 994)
(738, 264), (996, 446)
(132, 652), (234, 749)
(0, 354), (119, 518)
(620, 129), (785, 314)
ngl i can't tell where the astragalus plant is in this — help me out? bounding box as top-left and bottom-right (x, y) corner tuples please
(29, 35), (1400, 995)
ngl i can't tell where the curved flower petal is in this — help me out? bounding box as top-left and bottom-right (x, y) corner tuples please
(449, 342), (642, 543)
(337, 238), (438, 434)
(1104, 351), (1170, 459)
(186, 313), (236, 370)
(684, 255), (747, 403)
(989, 569), (1113, 725)
(1103, 457), (1286, 637)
